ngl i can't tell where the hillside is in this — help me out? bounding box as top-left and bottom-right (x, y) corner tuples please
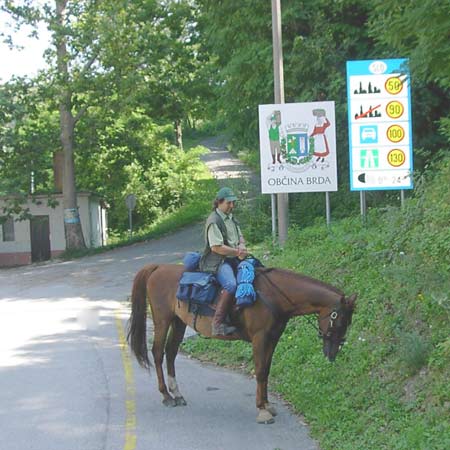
(182, 156), (450, 449)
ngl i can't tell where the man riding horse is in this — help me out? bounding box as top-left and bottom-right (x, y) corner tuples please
(199, 187), (248, 336)
(127, 187), (357, 424)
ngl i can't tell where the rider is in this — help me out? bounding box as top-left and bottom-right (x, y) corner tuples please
(199, 187), (248, 336)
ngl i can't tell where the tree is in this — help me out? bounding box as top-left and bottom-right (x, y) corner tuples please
(1, 0), (106, 248)
(368, 0), (450, 155)
(2, 0), (214, 238)
(118, 0), (213, 148)
(197, 0), (373, 156)
(0, 78), (57, 196)
(1, 1), (151, 248)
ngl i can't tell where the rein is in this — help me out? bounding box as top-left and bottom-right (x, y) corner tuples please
(258, 270), (297, 308)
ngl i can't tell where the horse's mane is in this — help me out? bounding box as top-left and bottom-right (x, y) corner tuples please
(256, 267), (344, 296)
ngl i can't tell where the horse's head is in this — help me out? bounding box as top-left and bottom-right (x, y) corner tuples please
(320, 293), (357, 362)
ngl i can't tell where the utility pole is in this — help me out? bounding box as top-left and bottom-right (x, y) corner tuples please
(271, 0), (288, 245)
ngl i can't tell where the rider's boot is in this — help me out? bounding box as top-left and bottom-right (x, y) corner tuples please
(212, 290), (237, 336)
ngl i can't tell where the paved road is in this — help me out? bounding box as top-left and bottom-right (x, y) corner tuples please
(0, 142), (318, 450)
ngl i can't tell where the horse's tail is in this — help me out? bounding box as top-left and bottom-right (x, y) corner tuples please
(127, 264), (159, 370)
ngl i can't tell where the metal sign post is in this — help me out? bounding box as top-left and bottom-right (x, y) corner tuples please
(125, 194), (137, 238)
(325, 192), (331, 226)
(360, 191), (367, 222)
(271, 193), (277, 241)
(271, 0), (288, 245)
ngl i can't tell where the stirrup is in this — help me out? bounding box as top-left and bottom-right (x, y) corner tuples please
(212, 323), (237, 336)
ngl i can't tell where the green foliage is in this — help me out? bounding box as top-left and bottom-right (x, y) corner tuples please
(226, 178), (272, 245)
(368, 1), (450, 163)
(183, 155), (450, 450)
(75, 107), (212, 231)
(0, 79), (58, 195)
(369, 0), (450, 90)
(197, 0), (273, 146)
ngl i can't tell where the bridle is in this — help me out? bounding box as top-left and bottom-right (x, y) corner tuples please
(304, 307), (345, 343)
(322, 309), (348, 347)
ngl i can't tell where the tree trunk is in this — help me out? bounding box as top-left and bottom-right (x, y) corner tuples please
(56, 0), (86, 250)
(174, 119), (183, 149)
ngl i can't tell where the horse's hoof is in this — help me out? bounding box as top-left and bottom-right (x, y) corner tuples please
(175, 396), (187, 406)
(162, 397), (177, 407)
(265, 403), (278, 417)
(256, 409), (275, 424)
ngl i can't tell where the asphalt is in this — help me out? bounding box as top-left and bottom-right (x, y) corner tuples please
(0, 138), (318, 450)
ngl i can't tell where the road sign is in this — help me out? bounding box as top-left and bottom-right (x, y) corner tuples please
(125, 194), (136, 210)
(258, 101), (338, 193)
(347, 59), (413, 191)
(125, 194), (136, 237)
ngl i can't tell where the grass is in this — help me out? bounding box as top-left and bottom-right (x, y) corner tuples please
(181, 156), (450, 450)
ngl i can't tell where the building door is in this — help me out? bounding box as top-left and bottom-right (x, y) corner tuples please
(30, 215), (51, 262)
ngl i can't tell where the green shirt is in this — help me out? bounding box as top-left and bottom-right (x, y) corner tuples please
(207, 208), (242, 249)
(269, 124), (280, 141)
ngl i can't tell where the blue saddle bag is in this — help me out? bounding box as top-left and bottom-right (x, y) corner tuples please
(183, 252), (201, 271)
(176, 271), (218, 304)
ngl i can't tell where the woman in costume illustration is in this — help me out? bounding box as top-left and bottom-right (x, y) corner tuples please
(310, 109), (331, 163)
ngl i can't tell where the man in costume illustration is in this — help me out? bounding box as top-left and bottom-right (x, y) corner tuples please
(267, 110), (282, 164)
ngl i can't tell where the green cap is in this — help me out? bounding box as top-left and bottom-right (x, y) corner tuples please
(216, 187), (237, 201)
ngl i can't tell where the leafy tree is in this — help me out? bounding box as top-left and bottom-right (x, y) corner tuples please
(119, 0), (213, 148)
(74, 107), (205, 230)
(197, 0), (273, 146)
(198, 0), (450, 171)
(0, 78), (58, 195)
(197, 0), (373, 171)
(1, 0), (120, 249)
(369, 0), (450, 90)
(1, 0), (212, 244)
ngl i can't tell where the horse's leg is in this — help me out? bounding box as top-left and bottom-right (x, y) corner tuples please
(252, 331), (279, 424)
(152, 319), (176, 407)
(165, 316), (187, 406)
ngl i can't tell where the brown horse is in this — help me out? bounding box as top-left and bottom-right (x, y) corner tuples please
(127, 263), (357, 424)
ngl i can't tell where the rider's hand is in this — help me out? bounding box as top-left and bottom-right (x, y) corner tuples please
(237, 247), (249, 260)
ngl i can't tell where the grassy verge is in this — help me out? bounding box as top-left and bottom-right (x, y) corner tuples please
(181, 158), (450, 449)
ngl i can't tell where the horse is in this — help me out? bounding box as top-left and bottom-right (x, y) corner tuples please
(127, 263), (357, 424)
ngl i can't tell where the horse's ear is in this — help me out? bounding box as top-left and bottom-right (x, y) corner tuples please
(346, 293), (357, 310)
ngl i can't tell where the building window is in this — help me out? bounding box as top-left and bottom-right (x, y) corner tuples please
(1, 217), (15, 241)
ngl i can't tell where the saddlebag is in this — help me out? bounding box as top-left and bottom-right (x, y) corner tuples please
(176, 272), (218, 304)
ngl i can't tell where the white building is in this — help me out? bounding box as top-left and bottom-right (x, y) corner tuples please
(0, 192), (107, 267)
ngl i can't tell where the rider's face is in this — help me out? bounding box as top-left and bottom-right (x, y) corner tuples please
(219, 200), (235, 214)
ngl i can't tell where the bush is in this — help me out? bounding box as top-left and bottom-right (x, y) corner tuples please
(398, 331), (431, 375)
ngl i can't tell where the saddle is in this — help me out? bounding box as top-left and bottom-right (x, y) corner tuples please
(176, 253), (263, 319)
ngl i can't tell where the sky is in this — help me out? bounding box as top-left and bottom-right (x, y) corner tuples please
(0, 11), (50, 82)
